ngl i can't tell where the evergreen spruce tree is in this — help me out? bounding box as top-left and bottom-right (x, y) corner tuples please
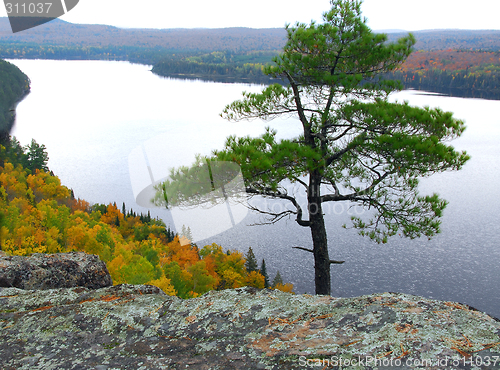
(260, 259), (269, 288)
(272, 271), (283, 288)
(244, 247), (258, 272)
(22, 139), (49, 173)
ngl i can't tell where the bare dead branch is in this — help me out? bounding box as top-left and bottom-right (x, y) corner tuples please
(292, 246), (314, 253)
(246, 187), (311, 227)
(330, 259), (345, 264)
(293, 247), (345, 264)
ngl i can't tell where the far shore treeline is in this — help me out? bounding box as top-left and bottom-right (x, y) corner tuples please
(0, 17), (500, 98)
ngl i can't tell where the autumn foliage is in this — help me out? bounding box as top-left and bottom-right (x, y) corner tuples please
(387, 50), (500, 96)
(0, 149), (288, 298)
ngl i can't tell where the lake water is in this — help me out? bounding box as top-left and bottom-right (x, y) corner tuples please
(9, 59), (500, 319)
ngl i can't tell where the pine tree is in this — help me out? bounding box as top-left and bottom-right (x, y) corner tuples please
(245, 247), (258, 272)
(272, 271), (283, 288)
(260, 259), (269, 288)
(165, 226), (175, 242)
(22, 139), (49, 173)
(214, 0), (469, 295)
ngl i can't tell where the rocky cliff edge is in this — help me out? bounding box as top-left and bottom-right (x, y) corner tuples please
(1, 283), (499, 369)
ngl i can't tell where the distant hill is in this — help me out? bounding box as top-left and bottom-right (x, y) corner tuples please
(374, 29), (407, 34)
(2, 18), (500, 53)
(387, 29), (500, 51)
(0, 18), (287, 52)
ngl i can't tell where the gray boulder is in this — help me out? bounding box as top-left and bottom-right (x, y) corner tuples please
(0, 252), (112, 289)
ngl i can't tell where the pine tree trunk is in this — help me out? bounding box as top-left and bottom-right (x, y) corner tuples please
(308, 171), (331, 296)
(310, 210), (331, 295)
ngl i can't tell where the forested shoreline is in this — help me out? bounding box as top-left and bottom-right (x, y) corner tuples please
(386, 50), (500, 99)
(150, 50), (282, 84)
(0, 60), (30, 135)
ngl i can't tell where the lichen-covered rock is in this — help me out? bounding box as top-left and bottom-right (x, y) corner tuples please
(0, 252), (112, 290)
(1, 285), (499, 369)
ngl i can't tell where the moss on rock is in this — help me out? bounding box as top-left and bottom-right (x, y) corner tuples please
(0, 285), (499, 369)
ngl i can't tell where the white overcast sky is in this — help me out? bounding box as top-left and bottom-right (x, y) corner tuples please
(2, 0), (500, 31)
